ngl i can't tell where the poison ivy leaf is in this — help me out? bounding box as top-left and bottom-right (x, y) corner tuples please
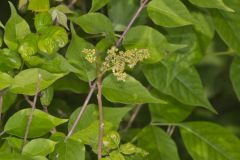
(66, 25), (96, 82)
(70, 13), (114, 39)
(137, 126), (180, 160)
(68, 104), (132, 132)
(90, 0), (109, 12)
(189, 0), (234, 12)
(22, 138), (56, 156)
(2, 91), (17, 113)
(53, 73), (89, 94)
(212, 0), (240, 53)
(180, 122), (240, 160)
(147, 0), (192, 27)
(34, 12), (52, 32)
(102, 74), (166, 104)
(142, 63), (216, 113)
(52, 138), (85, 160)
(108, 0), (147, 31)
(4, 108), (68, 138)
(40, 54), (78, 74)
(0, 72), (13, 90)
(149, 89), (195, 123)
(123, 26), (184, 63)
(4, 2), (31, 51)
(10, 68), (65, 95)
(28, 0), (50, 12)
(230, 57), (240, 101)
(0, 49), (22, 72)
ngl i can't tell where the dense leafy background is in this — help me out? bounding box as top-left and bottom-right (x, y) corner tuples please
(1, 0), (240, 160)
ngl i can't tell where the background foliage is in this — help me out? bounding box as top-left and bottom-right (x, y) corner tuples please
(1, 0), (240, 160)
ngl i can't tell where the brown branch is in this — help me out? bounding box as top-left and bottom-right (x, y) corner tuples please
(124, 104), (143, 132)
(115, 0), (149, 48)
(167, 126), (176, 136)
(65, 81), (97, 140)
(97, 76), (104, 160)
(21, 73), (41, 151)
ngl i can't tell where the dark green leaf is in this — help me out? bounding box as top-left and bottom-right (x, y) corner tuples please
(230, 57), (240, 101)
(0, 48), (22, 72)
(90, 0), (109, 12)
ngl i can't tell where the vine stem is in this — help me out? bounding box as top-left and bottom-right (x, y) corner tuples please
(21, 73), (41, 151)
(115, 0), (149, 48)
(97, 76), (104, 160)
(124, 104), (142, 131)
(65, 82), (97, 140)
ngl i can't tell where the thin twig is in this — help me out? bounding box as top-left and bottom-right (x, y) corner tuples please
(115, 0), (149, 48)
(168, 126), (176, 136)
(68, 0), (77, 8)
(97, 76), (104, 160)
(21, 73), (41, 151)
(124, 104), (143, 131)
(65, 82), (97, 140)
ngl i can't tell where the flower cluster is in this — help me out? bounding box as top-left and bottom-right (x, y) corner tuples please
(82, 48), (97, 63)
(81, 46), (149, 81)
(102, 46), (149, 81)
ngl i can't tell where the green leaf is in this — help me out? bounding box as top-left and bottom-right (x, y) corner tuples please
(4, 108), (67, 138)
(90, 0), (109, 12)
(149, 90), (195, 123)
(4, 2), (31, 51)
(5, 137), (23, 152)
(70, 13), (114, 39)
(123, 25), (184, 63)
(189, 0), (234, 12)
(68, 104), (131, 133)
(10, 68), (65, 95)
(50, 9), (69, 29)
(28, 0), (50, 12)
(22, 138), (56, 156)
(137, 126), (180, 160)
(66, 25), (96, 82)
(40, 87), (54, 106)
(230, 57), (240, 101)
(34, 12), (52, 31)
(52, 73), (89, 94)
(142, 63), (216, 113)
(0, 72), (13, 90)
(2, 91), (17, 113)
(180, 122), (240, 160)
(108, 0), (147, 31)
(102, 74), (166, 104)
(147, 0), (192, 27)
(53, 138), (85, 160)
(212, 0), (240, 53)
(0, 48), (22, 72)
(0, 153), (32, 160)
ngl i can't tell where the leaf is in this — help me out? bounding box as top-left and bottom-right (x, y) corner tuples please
(180, 122), (240, 160)
(52, 138), (85, 160)
(230, 57), (240, 101)
(5, 137), (23, 152)
(53, 73), (89, 94)
(0, 72), (13, 90)
(4, 108), (67, 138)
(147, 0), (192, 27)
(137, 126), (180, 160)
(149, 89), (195, 123)
(102, 74), (166, 104)
(4, 2), (31, 51)
(66, 25), (96, 82)
(28, 0), (50, 12)
(90, 0), (109, 12)
(0, 153), (32, 160)
(10, 68), (65, 95)
(40, 87), (54, 106)
(50, 9), (69, 29)
(70, 13), (114, 39)
(0, 48), (22, 72)
(212, 0), (240, 53)
(123, 25), (184, 63)
(108, 0), (147, 31)
(189, 0), (234, 12)
(22, 138), (56, 156)
(68, 104), (132, 133)
(2, 91), (17, 113)
(34, 12), (52, 32)
(142, 63), (216, 113)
